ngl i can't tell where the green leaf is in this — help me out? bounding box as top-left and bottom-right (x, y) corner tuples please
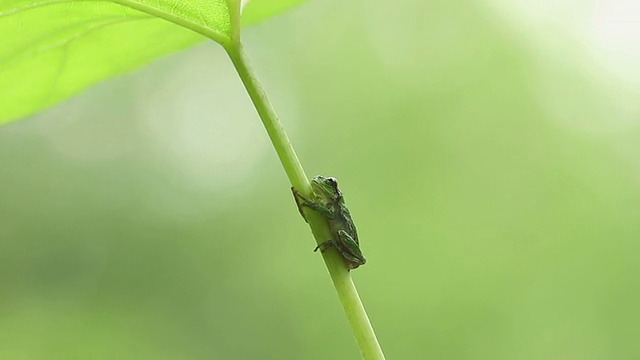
(0, 0), (303, 125)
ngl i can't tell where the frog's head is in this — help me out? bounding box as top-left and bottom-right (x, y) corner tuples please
(310, 175), (341, 200)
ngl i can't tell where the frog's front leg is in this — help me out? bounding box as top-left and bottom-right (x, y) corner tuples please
(291, 188), (335, 219)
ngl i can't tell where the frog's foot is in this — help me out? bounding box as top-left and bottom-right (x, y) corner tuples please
(314, 240), (335, 253)
(292, 187), (309, 204)
(291, 187), (308, 221)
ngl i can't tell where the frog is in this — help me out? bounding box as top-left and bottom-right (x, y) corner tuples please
(292, 175), (366, 270)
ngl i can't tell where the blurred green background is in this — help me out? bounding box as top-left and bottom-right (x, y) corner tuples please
(2, 0), (640, 359)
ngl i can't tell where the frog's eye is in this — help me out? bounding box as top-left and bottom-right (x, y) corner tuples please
(327, 177), (338, 186)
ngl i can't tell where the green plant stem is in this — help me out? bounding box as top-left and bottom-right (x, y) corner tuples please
(224, 43), (385, 360)
(224, 43), (309, 194)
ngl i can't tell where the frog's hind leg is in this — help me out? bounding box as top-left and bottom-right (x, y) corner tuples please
(314, 239), (336, 253)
